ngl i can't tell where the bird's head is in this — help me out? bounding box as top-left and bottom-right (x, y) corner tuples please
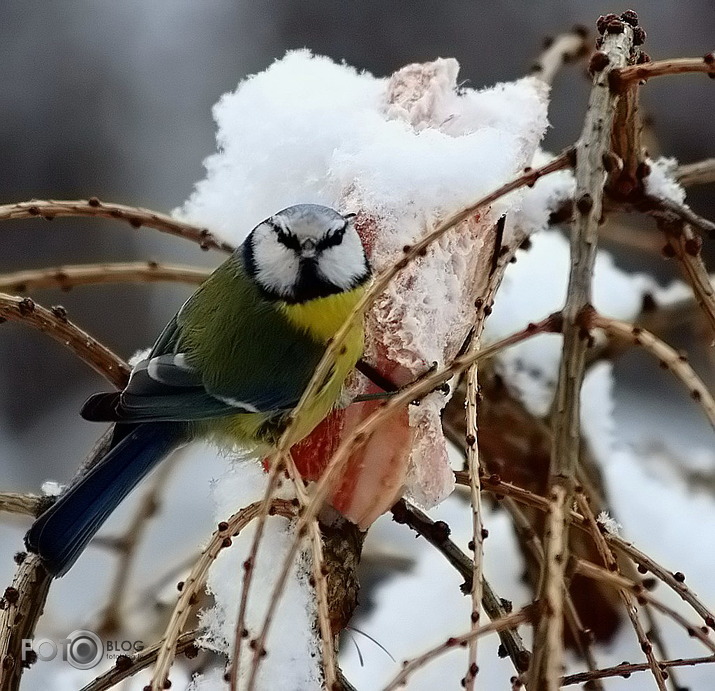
(243, 204), (371, 303)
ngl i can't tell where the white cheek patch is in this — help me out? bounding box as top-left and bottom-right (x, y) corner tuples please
(317, 230), (368, 290)
(252, 231), (300, 296)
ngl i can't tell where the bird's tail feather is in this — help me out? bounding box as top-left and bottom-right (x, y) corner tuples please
(25, 422), (187, 576)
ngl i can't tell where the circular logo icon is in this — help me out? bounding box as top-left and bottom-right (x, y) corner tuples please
(66, 630), (103, 670)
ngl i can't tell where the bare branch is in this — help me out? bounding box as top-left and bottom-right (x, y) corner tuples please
(0, 555), (52, 691)
(0, 199), (234, 253)
(576, 493), (667, 690)
(0, 293), (130, 388)
(275, 453), (337, 689)
(79, 631), (198, 691)
(531, 24), (634, 690)
(390, 500), (531, 674)
(592, 313), (715, 429)
(463, 359), (484, 689)
(149, 499), (296, 691)
(228, 459), (287, 688)
(455, 471), (715, 628)
(642, 195), (715, 238)
(574, 560), (715, 654)
(608, 536), (715, 630)
(382, 607), (536, 691)
(0, 493), (42, 517)
(562, 655), (715, 687)
(502, 498), (605, 690)
(529, 28), (590, 85)
(0, 262), (209, 294)
(676, 158), (715, 187)
(660, 221), (715, 337)
(611, 54), (715, 89)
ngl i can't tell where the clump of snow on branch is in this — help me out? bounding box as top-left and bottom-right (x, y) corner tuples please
(596, 510), (622, 535)
(40, 480), (63, 496)
(178, 50), (552, 522)
(178, 50), (549, 245)
(644, 156), (686, 204)
(502, 148), (575, 246)
(194, 461), (322, 689)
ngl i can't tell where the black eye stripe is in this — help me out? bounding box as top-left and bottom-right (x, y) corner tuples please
(316, 223), (347, 252)
(267, 218), (348, 253)
(268, 221), (302, 251)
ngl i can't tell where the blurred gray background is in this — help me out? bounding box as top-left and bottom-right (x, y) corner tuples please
(1, 1), (713, 489)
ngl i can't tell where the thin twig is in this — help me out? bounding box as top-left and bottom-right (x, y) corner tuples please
(591, 313), (715, 428)
(529, 27), (590, 85)
(643, 195), (715, 238)
(382, 607), (536, 691)
(79, 631), (198, 691)
(659, 221), (715, 337)
(608, 42), (646, 198)
(574, 560), (715, 654)
(280, 452), (337, 689)
(538, 483), (569, 686)
(0, 293), (130, 388)
(502, 498), (604, 690)
(0, 199), (234, 253)
(390, 500), (531, 674)
(611, 55), (715, 89)
(228, 459), (287, 689)
(641, 603), (686, 691)
(463, 362), (484, 690)
(456, 471), (715, 628)
(608, 535), (715, 630)
(531, 24), (634, 690)
(0, 262), (209, 294)
(562, 654), (715, 686)
(149, 499), (296, 691)
(576, 493), (667, 690)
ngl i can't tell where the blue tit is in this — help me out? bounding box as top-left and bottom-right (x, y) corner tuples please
(25, 204), (371, 576)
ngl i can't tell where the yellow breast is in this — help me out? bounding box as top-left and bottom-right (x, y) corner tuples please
(277, 285), (367, 440)
(278, 286), (367, 344)
(202, 284), (367, 450)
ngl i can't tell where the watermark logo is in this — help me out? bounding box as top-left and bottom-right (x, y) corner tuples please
(21, 630), (143, 670)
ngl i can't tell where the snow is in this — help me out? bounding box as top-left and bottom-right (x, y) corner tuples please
(196, 460), (322, 690)
(178, 49), (552, 521)
(644, 156), (687, 205)
(5, 47), (714, 691)
(177, 51), (549, 248)
(485, 230), (658, 417)
(503, 148), (575, 247)
(596, 510), (622, 536)
(40, 480), (64, 496)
